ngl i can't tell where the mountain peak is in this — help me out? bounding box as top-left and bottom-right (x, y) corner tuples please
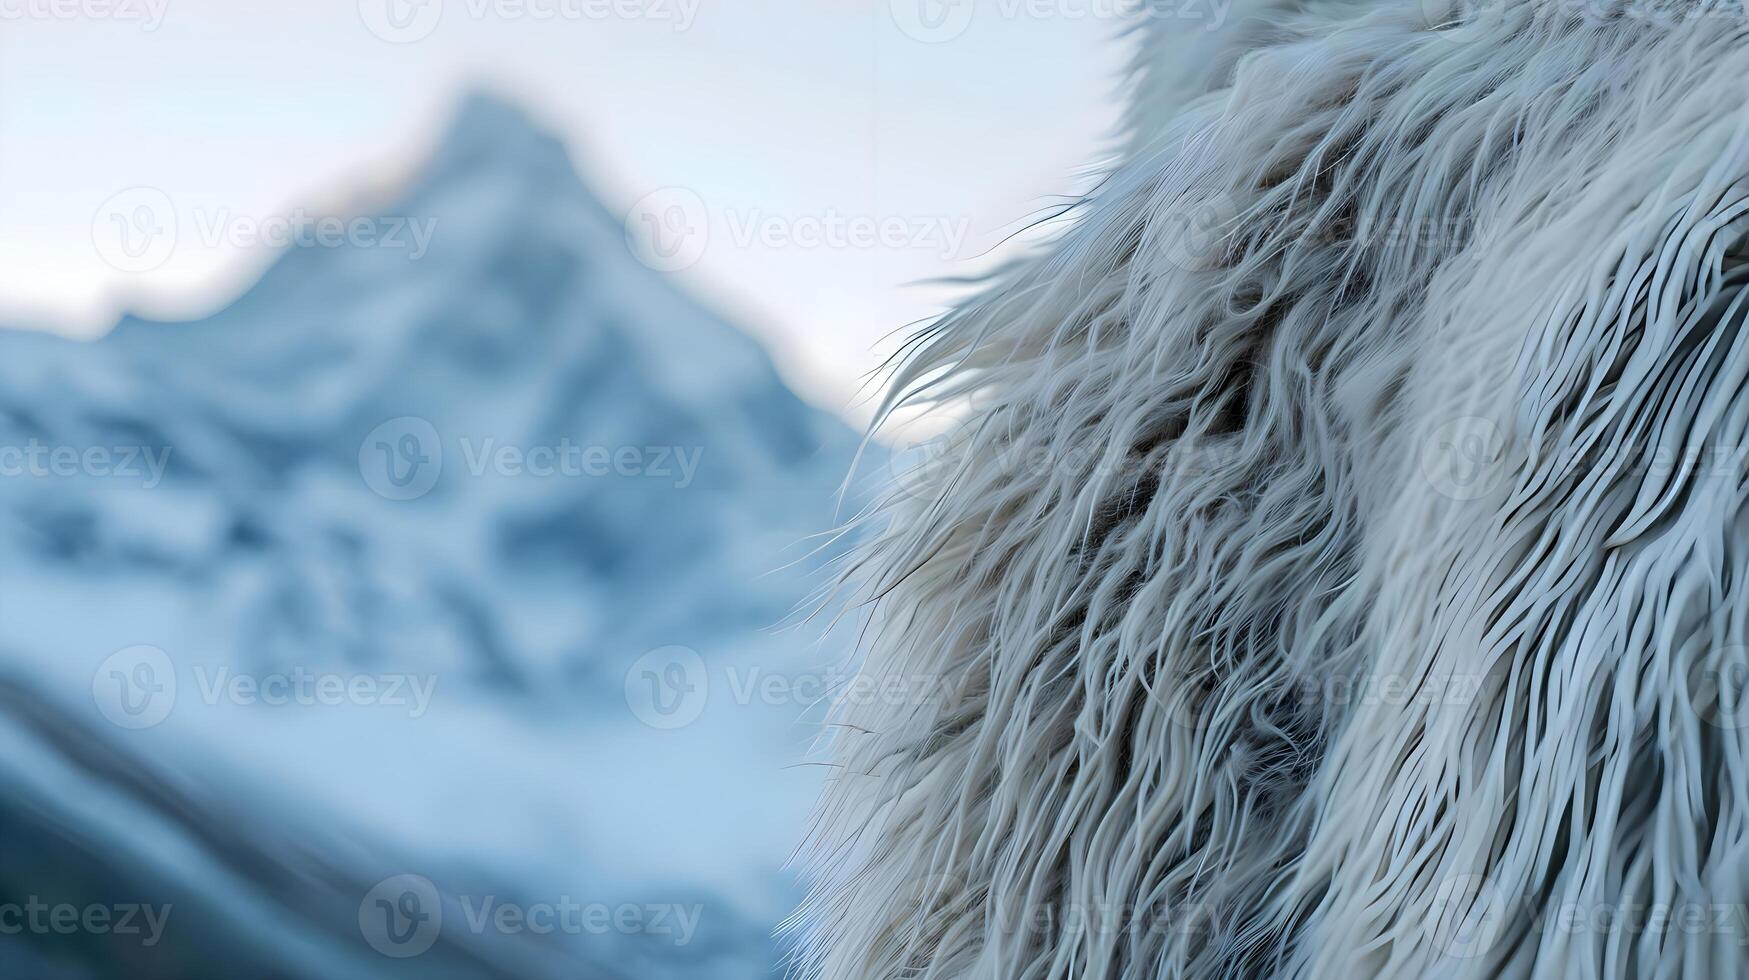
(420, 89), (577, 187)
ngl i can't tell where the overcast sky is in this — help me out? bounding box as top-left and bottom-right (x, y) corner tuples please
(0, 1), (1131, 426)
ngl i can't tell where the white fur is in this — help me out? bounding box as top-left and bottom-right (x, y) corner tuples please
(795, 3), (1749, 977)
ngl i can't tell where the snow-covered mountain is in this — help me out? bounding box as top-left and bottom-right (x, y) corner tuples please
(0, 93), (868, 978)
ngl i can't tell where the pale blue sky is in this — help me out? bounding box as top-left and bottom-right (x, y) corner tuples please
(0, 1), (1131, 423)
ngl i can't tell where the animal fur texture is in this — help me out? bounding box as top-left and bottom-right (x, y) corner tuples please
(795, 2), (1749, 977)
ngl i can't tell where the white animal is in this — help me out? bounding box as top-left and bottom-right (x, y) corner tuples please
(794, 2), (1749, 977)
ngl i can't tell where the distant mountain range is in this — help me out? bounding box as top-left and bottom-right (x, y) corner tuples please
(0, 93), (869, 978)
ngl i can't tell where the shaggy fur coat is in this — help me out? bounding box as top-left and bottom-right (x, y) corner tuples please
(798, 2), (1749, 977)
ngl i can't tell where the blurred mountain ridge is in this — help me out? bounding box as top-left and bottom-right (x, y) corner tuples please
(2, 89), (864, 686)
(0, 90), (870, 978)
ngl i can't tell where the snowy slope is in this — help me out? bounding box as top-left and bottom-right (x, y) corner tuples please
(0, 93), (869, 978)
